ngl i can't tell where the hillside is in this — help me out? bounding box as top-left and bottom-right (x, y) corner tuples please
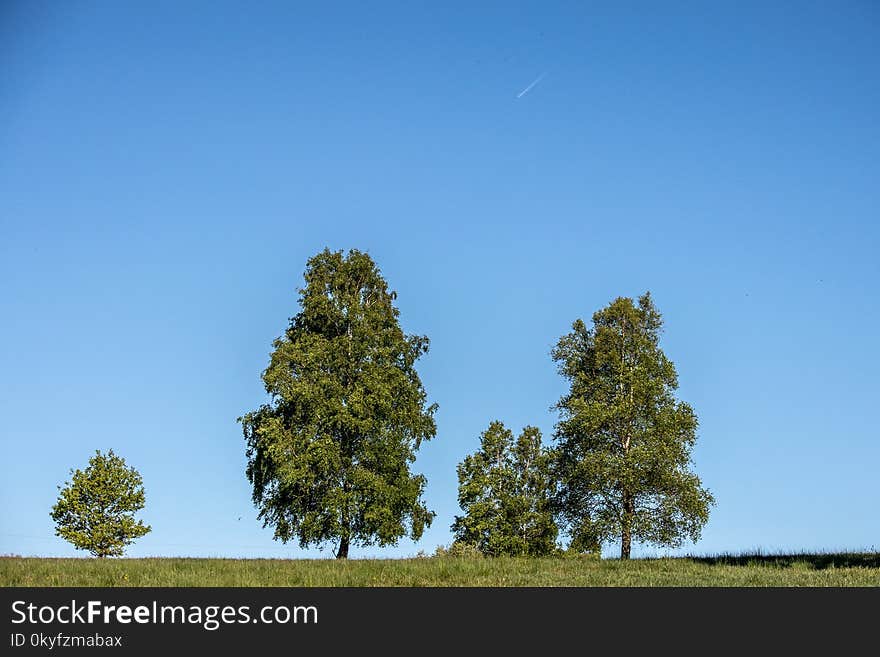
(2, 553), (878, 587)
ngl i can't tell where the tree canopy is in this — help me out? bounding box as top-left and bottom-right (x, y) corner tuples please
(240, 248), (437, 558)
(50, 449), (151, 558)
(552, 292), (713, 559)
(452, 421), (557, 556)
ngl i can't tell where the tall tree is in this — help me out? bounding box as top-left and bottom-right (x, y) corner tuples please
(50, 449), (151, 558)
(240, 248), (437, 558)
(552, 292), (713, 559)
(452, 421), (557, 556)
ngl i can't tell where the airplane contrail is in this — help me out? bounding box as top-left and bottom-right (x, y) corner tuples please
(516, 72), (546, 98)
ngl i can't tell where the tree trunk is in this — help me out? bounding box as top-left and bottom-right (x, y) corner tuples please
(336, 533), (350, 559)
(620, 492), (633, 560)
(337, 480), (351, 559)
(619, 318), (633, 561)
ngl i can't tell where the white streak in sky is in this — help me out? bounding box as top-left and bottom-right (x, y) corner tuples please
(516, 72), (546, 98)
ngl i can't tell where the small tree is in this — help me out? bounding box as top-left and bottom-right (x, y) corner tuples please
(452, 421), (557, 556)
(50, 450), (151, 558)
(552, 292), (714, 559)
(240, 248), (437, 558)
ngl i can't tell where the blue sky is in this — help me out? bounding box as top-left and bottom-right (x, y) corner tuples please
(1, 1), (878, 559)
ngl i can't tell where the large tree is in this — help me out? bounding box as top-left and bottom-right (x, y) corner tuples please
(240, 248), (437, 558)
(552, 292), (713, 559)
(50, 449), (151, 558)
(452, 421), (557, 556)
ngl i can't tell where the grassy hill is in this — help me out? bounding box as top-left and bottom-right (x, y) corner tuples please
(2, 552), (879, 586)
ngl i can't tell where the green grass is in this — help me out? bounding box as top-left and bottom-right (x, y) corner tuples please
(2, 552), (879, 586)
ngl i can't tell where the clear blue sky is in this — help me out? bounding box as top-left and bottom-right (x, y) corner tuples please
(2, 1), (878, 559)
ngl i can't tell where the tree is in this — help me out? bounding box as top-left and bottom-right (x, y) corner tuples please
(551, 292), (714, 559)
(452, 421), (557, 556)
(50, 450), (151, 558)
(240, 248), (437, 558)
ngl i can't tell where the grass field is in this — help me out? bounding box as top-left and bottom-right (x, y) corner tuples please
(2, 552), (879, 586)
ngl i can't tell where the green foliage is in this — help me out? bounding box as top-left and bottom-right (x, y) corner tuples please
(552, 292), (714, 559)
(452, 421), (558, 556)
(433, 542), (484, 558)
(240, 248), (437, 558)
(559, 545), (602, 561)
(50, 450), (151, 558)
